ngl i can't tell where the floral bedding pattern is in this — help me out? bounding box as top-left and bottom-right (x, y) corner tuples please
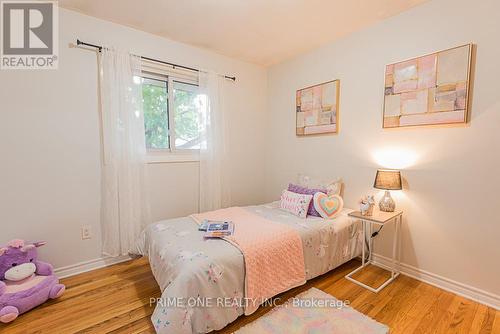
(134, 203), (362, 334)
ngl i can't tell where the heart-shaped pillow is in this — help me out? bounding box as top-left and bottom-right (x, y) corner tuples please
(313, 193), (344, 219)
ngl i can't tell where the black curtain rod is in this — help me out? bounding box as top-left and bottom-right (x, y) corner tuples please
(76, 39), (236, 81)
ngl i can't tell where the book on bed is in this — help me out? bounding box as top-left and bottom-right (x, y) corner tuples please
(199, 220), (235, 238)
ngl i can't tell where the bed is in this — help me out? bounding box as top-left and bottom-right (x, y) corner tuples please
(134, 202), (362, 334)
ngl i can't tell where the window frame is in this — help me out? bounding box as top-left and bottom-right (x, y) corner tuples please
(141, 67), (201, 163)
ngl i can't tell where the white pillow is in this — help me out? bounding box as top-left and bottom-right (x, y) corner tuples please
(325, 178), (343, 196)
(297, 174), (343, 196)
(279, 190), (313, 218)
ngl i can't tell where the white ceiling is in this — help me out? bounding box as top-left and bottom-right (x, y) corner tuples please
(60, 0), (429, 66)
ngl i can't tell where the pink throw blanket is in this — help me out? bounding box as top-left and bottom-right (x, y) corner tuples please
(191, 207), (306, 315)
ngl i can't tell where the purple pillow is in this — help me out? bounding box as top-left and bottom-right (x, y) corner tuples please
(287, 183), (327, 217)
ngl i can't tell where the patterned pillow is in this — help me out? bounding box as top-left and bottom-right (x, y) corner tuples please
(287, 184), (326, 217)
(313, 193), (344, 219)
(280, 190), (313, 219)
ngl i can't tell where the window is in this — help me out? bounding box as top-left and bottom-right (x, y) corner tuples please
(142, 77), (169, 150)
(141, 71), (202, 153)
(173, 81), (202, 150)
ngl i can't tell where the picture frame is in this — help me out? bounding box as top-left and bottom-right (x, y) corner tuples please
(296, 79), (340, 136)
(382, 43), (473, 129)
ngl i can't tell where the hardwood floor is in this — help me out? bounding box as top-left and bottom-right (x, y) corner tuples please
(0, 258), (498, 333)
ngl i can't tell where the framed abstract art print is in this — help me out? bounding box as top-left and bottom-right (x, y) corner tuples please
(383, 43), (472, 128)
(296, 80), (339, 136)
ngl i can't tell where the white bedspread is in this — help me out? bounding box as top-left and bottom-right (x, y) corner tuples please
(134, 203), (362, 334)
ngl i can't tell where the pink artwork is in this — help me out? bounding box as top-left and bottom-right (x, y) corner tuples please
(296, 80), (339, 136)
(383, 44), (472, 128)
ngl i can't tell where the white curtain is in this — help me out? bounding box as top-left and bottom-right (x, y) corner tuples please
(198, 71), (230, 212)
(99, 48), (151, 257)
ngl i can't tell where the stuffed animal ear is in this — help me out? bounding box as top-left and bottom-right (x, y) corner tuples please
(0, 247), (7, 256)
(21, 244), (36, 252)
(21, 241), (46, 252)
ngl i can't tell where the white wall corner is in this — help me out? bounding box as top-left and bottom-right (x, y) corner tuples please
(372, 253), (500, 311)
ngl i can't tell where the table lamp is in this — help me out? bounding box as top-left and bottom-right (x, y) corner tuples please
(374, 169), (402, 212)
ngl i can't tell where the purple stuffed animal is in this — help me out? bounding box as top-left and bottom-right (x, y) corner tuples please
(0, 239), (65, 323)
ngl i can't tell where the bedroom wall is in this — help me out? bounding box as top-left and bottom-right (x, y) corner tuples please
(265, 0), (500, 298)
(0, 8), (267, 270)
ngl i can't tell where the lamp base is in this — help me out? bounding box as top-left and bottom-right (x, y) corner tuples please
(379, 190), (396, 212)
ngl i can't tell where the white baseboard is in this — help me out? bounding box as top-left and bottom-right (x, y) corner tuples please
(372, 253), (500, 310)
(54, 255), (133, 279)
(52, 252), (499, 310)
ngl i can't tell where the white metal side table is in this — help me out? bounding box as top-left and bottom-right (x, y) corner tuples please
(345, 210), (403, 293)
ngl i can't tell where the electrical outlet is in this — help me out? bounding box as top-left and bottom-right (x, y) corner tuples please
(82, 225), (92, 240)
